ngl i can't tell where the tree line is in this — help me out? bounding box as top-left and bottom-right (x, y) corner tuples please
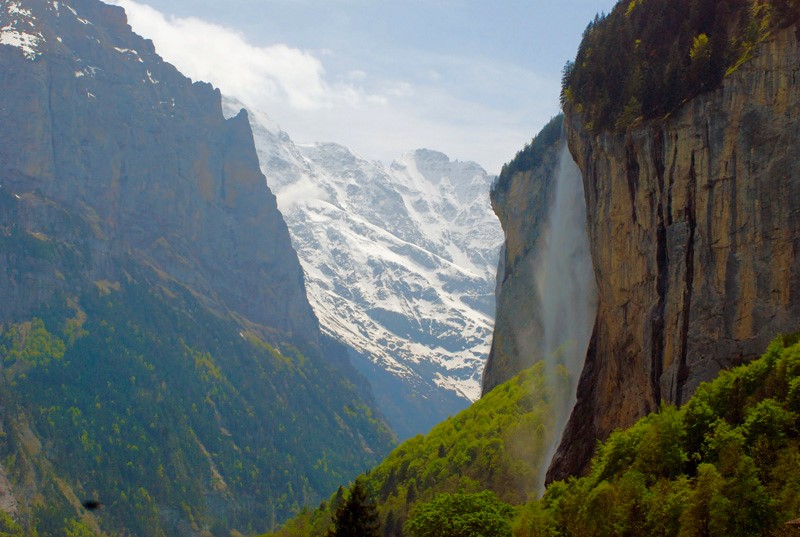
(562, 0), (800, 132)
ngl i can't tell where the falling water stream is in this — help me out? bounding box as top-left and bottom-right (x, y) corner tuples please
(534, 143), (597, 491)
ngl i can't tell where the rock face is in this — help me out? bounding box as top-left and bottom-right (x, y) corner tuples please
(548, 24), (800, 481)
(482, 118), (563, 395)
(0, 0), (316, 346)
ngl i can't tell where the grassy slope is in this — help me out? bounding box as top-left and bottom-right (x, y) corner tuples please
(267, 361), (566, 536)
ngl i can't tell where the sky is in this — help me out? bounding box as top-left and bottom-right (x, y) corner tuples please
(110, 0), (618, 174)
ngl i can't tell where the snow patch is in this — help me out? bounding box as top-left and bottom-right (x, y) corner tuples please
(114, 47), (144, 62)
(0, 29), (42, 60)
(114, 46), (135, 55)
(65, 4), (91, 25)
(7, 2), (32, 17)
(74, 65), (99, 78)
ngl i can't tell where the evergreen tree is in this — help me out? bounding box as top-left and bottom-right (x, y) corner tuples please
(327, 479), (380, 537)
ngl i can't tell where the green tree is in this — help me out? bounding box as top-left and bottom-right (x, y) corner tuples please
(644, 476), (690, 537)
(513, 499), (556, 537)
(0, 512), (23, 537)
(633, 405), (687, 480)
(405, 491), (515, 537)
(679, 464), (729, 537)
(327, 479), (380, 537)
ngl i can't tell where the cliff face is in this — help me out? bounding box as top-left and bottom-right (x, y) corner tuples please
(549, 24), (800, 480)
(0, 1), (396, 534)
(482, 118), (562, 394)
(0, 0), (316, 345)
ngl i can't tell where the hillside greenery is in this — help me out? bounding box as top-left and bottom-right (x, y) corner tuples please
(493, 115), (563, 194)
(269, 334), (800, 536)
(562, 0), (800, 132)
(0, 270), (395, 536)
(513, 333), (800, 536)
(266, 362), (565, 537)
(405, 491), (515, 537)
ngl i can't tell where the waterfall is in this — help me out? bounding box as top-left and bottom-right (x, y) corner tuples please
(534, 143), (597, 490)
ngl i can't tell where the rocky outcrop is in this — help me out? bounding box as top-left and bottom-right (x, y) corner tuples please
(0, 0), (316, 347)
(482, 117), (562, 394)
(0, 464), (18, 519)
(548, 24), (800, 481)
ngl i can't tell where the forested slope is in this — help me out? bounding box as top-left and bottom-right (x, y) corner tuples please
(270, 335), (800, 536)
(562, 0), (800, 131)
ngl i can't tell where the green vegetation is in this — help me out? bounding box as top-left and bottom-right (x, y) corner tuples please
(405, 491), (515, 537)
(514, 334), (800, 536)
(326, 478), (380, 537)
(267, 362), (564, 536)
(0, 273), (394, 536)
(493, 115), (563, 195)
(271, 335), (800, 536)
(562, 0), (800, 132)
(0, 512), (23, 536)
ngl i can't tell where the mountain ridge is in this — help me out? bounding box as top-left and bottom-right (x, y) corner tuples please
(0, 0), (395, 534)
(227, 97), (503, 437)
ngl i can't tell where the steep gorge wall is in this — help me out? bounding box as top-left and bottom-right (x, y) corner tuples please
(482, 119), (562, 394)
(0, 0), (317, 346)
(0, 2), (397, 533)
(549, 24), (800, 480)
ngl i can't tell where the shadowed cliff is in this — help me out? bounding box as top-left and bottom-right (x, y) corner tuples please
(0, 0), (395, 534)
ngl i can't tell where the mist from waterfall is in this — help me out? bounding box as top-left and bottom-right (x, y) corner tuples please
(534, 143), (597, 490)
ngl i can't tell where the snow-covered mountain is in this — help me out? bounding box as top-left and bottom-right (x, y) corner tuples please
(224, 98), (504, 437)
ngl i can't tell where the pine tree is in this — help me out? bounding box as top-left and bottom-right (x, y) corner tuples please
(327, 478), (380, 537)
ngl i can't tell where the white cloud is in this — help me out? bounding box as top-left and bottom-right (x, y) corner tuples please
(275, 175), (331, 211)
(113, 0), (380, 111)
(112, 1), (562, 174)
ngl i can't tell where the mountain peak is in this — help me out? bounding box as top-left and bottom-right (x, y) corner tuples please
(235, 104), (504, 437)
(0, 0), (142, 61)
(412, 148), (450, 162)
(390, 149), (494, 208)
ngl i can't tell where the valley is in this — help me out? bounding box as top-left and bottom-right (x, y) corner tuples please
(1, 0), (799, 536)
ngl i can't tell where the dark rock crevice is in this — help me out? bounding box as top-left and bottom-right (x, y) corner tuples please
(676, 151), (698, 406)
(625, 138), (640, 224)
(650, 130), (668, 405)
